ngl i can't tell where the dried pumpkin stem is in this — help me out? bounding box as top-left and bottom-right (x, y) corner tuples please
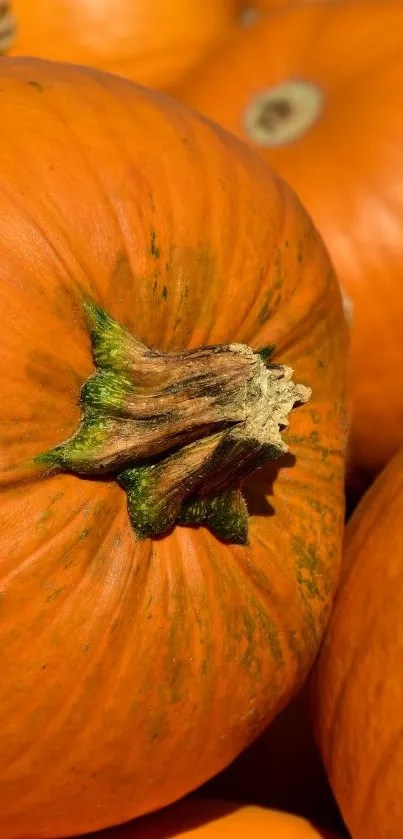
(36, 300), (311, 543)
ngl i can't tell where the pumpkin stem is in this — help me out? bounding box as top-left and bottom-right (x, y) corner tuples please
(244, 80), (323, 148)
(35, 300), (311, 543)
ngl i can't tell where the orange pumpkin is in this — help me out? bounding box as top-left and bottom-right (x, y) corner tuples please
(7, 0), (239, 88)
(0, 57), (347, 837)
(312, 445), (403, 839)
(173, 0), (403, 488)
(86, 798), (343, 839)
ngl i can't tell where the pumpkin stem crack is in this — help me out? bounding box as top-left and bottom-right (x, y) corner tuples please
(36, 300), (311, 543)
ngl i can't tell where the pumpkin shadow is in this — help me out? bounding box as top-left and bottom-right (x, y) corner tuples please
(18, 794), (340, 837)
(59, 451), (296, 544)
(243, 452), (296, 518)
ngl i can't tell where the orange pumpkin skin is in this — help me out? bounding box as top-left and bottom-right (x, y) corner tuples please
(7, 0), (239, 88)
(0, 57), (347, 837)
(86, 798), (342, 839)
(312, 446), (403, 839)
(173, 1), (403, 486)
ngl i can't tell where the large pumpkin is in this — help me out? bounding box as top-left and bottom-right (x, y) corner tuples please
(0, 57), (347, 837)
(6, 0), (239, 88)
(312, 445), (403, 839)
(86, 798), (342, 838)
(173, 1), (403, 488)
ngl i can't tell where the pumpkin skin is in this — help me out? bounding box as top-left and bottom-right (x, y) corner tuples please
(312, 446), (403, 839)
(86, 798), (342, 839)
(0, 57), (347, 837)
(7, 0), (239, 88)
(173, 1), (403, 487)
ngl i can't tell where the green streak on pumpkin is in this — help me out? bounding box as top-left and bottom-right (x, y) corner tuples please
(28, 80), (44, 93)
(293, 536), (327, 603)
(149, 229), (160, 259)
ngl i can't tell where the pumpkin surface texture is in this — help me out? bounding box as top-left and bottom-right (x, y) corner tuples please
(85, 798), (343, 838)
(312, 446), (403, 839)
(0, 57), (347, 837)
(7, 0), (239, 88)
(173, 0), (403, 487)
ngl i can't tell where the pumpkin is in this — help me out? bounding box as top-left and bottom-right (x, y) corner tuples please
(173, 0), (403, 489)
(0, 56), (347, 837)
(6, 0), (239, 88)
(312, 445), (403, 839)
(86, 798), (343, 839)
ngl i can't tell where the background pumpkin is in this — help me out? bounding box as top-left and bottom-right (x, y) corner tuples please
(6, 0), (239, 88)
(0, 57), (347, 837)
(312, 445), (403, 839)
(173, 0), (403, 493)
(85, 798), (343, 838)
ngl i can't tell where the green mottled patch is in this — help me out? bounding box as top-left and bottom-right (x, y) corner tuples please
(46, 586), (66, 602)
(251, 595), (284, 667)
(38, 509), (53, 525)
(293, 536), (326, 602)
(306, 498), (322, 514)
(162, 285), (168, 300)
(28, 80), (44, 93)
(309, 409), (321, 424)
(148, 712), (168, 742)
(149, 230), (160, 259)
(258, 252), (283, 325)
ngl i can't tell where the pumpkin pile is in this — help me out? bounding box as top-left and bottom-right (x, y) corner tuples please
(2, 0), (241, 87)
(0, 3), (403, 839)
